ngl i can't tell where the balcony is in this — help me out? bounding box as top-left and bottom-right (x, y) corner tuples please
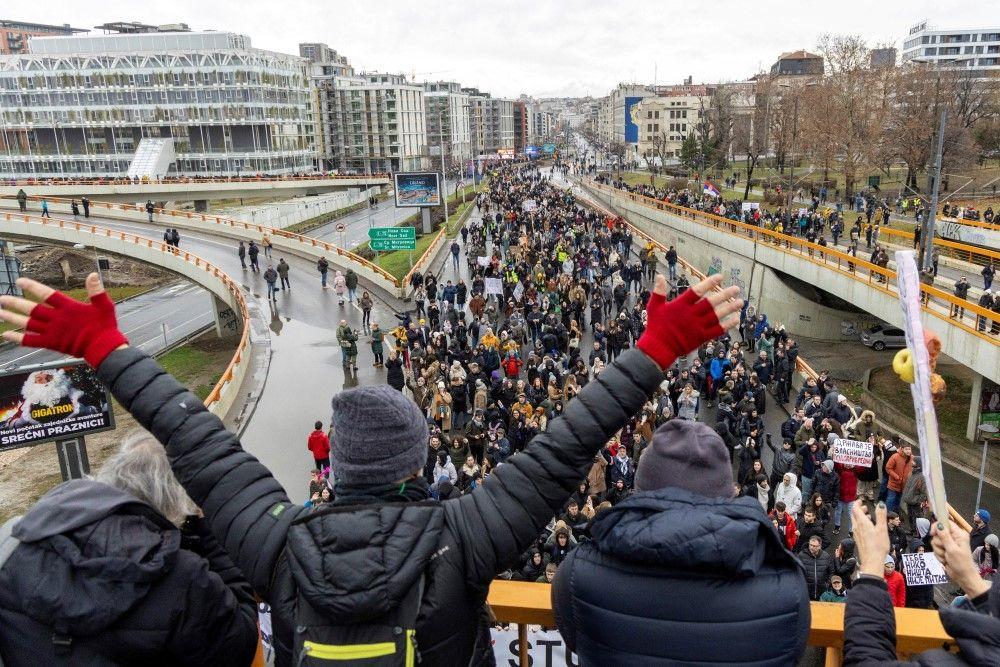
(487, 580), (952, 665)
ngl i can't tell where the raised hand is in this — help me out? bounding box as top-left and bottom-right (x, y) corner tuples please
(931, 520), (991, 599)
(636, 273), (742, 369)
(0, 272), (128, 367)
(852, 502), (891, 577)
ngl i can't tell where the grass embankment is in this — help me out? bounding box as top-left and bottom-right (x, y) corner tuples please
(867, 366), (972, 444)
(351, 184), (481, 280)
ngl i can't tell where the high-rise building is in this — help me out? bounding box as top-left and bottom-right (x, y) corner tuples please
(901, 21), (1000, 77)
(424, 81), (471, 172)
(870, 47), (898, 68)
(0, 28), (316, 177)
(314, 72), (427, 173)
(0, 19), (86, 54)
(462, 88), (513, 155)
(513, 101), (528, 153)
(299, 42), (354, 76)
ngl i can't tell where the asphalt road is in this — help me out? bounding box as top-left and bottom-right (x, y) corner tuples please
(0, 280), (214, 370)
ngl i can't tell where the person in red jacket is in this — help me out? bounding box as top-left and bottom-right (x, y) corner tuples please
(769, 500), (799, 551)
(502, 351), (522, 378)
(883, 553), (906, 607)
(834, 462), (860, 534)
(307, 420), (330, 469)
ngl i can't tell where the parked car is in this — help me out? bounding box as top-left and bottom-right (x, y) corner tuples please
(860, 324), (906, 351)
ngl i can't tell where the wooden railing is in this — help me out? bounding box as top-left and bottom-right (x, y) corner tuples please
(486, 580), (952, 666)
(585, 180), (999, 349)
(0, 210), (251, 416)
(3, 195), (402, 288)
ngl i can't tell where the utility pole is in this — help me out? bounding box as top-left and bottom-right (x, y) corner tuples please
(922, 110), (947, 272)
(438, 110), (450, 224)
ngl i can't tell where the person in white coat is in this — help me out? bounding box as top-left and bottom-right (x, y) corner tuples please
(774, 472), (803, 517)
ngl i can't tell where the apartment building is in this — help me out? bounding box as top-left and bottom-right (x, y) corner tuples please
(424, 81), (471, 171)
(901, 21), (1000, 77)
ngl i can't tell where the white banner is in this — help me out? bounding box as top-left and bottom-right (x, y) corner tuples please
(490, 629), (577, 667)
(477, 256), (491, 267)
(741, 202), (760, 212)
(513, 282), (524, 301)
(902, 552), (949, 586)
(831, 438), (874, 467)
(895, 250), (948, 521)
(485, 277), (504, 296)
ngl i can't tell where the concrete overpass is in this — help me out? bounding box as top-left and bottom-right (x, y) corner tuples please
(580, 179), (1000, 386)
(0, 174), (391, 206)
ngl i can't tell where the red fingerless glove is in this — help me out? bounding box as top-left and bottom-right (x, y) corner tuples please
(636, 288), (724, 369)
(23, 291), (128, 368)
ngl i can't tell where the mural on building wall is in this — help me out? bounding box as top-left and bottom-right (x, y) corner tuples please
(840, 314), (878, 339)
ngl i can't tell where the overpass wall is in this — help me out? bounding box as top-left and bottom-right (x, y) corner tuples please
(0, 213), (251, 421)
(584, 184), (1000, 383)
(221, 188), (378, 230)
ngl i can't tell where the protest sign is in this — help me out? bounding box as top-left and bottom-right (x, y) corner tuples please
(895, 250), (948, 521)
(485, 278), (504, 296)
(476, 256), (491, 267)
(831, 438), (874, 467)
(490, 628), (576, 667)
(902, 552), (949, 586)
(512, 282), (524, 301)
(741, 202), (760, 213)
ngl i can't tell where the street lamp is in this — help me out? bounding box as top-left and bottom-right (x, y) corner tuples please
(975, 423), (1000, 513)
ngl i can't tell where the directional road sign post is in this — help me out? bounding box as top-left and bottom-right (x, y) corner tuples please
(369, 226), (417, 251)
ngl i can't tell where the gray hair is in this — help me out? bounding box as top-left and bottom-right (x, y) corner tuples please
(95, 430), (197, 527)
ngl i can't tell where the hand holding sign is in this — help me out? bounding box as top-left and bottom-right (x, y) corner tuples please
(930, 520), (991, 599)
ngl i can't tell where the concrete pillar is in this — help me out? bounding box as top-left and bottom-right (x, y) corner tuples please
(194, 199), (209, 213)
(421, 208), (432, 234)
(968, 372), (985, 441)
(211, 295), (241, 340)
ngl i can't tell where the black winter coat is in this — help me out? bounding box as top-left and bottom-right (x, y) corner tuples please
(0, 480), (257, 666)
(798, 548), (834, 600)
(96, 346), (664, 667)
(844, 576), (1000, 665)
(552, 486), (810, 666)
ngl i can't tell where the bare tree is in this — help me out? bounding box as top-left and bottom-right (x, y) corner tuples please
(732, 78), (772, 200)
(607, 140), (627, 178)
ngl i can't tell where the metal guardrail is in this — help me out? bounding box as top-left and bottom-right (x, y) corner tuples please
(3, 194), (402, 289)
(586, 181), (999, 350)
(0, 210), (251, 416)
(1, 173), (391, 186)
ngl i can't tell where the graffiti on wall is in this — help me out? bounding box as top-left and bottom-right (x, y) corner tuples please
(840, 313), (879, 339)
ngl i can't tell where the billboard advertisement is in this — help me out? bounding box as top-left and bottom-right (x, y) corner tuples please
(0, 361), (114, 453)
(498, 148), (515, 160)
(624, 96), (643, 143)
(525, 145), (539, 158)
(542, 143), (556, 154)
(394, 172), (442, 208)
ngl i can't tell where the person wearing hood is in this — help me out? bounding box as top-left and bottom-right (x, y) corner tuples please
(552, 420), (810, 666)
(775, 472), (803, 517)
(845, 503), (1000, 665)
(520, 550), (545, 582)
(0, 434), (257, 665)
(332, 269), (347, 305)
(0, 271), (742, 666)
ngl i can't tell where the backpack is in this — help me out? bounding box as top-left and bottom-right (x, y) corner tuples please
(288, 509), (426, 666)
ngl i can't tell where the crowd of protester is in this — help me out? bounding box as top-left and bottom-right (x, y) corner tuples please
(0, 160), (997, 665)
(594, 173), (1000, 334)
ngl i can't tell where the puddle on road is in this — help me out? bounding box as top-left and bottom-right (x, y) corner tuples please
(240, 314), (381, 503)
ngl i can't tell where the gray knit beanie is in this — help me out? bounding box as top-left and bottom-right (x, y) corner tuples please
(330, 384), (429, 485)
(634, 420), (733, 497)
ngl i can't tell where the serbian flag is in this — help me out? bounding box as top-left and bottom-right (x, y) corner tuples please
(703, 181), (721, 198)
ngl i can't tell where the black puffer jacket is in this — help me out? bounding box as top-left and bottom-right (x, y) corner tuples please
(844, 576), (1000, 665)
(0, 480), (257, 666)
(96, 346), (664, 666)
(798, 547), (834, 600)
(552, 486), (810, 666)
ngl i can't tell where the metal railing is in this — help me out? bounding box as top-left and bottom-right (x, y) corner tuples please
(2, 194), (402, 288)
(0, 210), (250, 416)
(586, 181), (1000, 349)
(1, 173), (391, 186)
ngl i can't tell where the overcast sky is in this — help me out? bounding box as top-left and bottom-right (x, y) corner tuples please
(18, 1), (997, 98)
